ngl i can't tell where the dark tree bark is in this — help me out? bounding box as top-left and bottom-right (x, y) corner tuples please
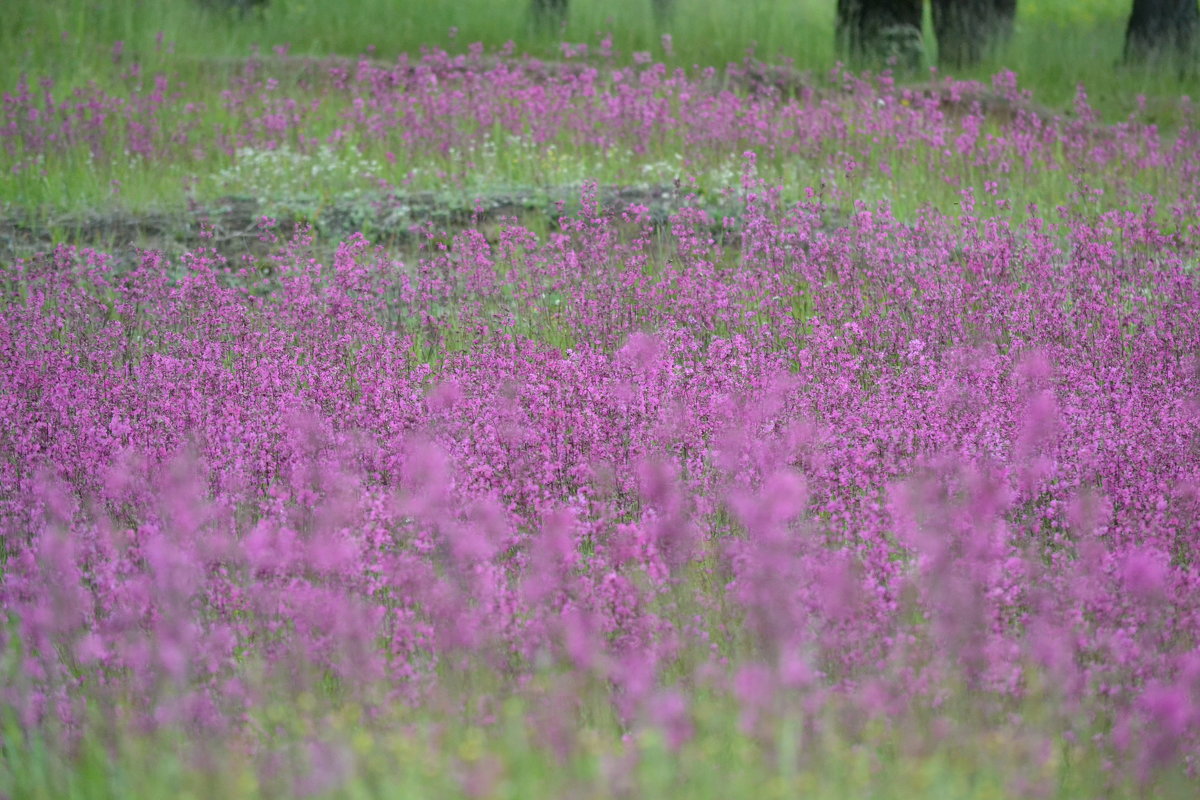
(196, 0), (269, 18)
(931, 0), (1017, 68)
(652, 0), (675, 27)
(531, 0), (568, 30)
(836, 0), (925, 71)
(1124, 0), (1199, 65)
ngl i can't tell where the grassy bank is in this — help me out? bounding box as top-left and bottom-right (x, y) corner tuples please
(4, 0), (1196, 120)
(4, 3), (1200, 798)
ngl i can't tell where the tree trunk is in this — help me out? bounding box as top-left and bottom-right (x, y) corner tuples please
(196, 0), (269, 18)
(652, 0), (675, 27)
(531, 0), (568, 30)
(836, 0), (925, 71)
(1124, 0), (1199, 65)
(931, 0), (1017, 69)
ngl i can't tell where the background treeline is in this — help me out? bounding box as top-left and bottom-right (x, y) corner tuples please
(4, 1), (1198, 118)
(521, 0), (1197, 69)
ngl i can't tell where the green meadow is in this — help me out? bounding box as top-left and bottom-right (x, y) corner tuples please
(3, 2), (1199, 799)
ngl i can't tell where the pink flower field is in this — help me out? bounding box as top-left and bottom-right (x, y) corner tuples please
(3, 41), (1200, 798)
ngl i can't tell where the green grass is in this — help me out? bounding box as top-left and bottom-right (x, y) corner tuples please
(4, 1), (1197, 234)
(4, 0), (1197, 120)
(4, 0), (1197, 231)
(3, 680), (1194, 800)
(4, 88), (1191, 234)
(4, 3), (1199, 796)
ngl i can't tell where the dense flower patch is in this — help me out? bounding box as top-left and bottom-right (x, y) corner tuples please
(2, 171), (1199, 790)
(3, 45), (1199, 214)
(3, 40), (1200, 796)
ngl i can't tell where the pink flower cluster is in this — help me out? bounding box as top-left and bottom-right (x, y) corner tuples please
(3, 177), (1199, 781)
(3, 46), (1198, 209)
(3, 41), (1200, 788)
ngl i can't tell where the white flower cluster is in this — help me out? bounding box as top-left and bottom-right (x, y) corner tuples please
(217, 144), (385, 209)
(447, 133), (592, 189)
(638, 152), (747, 193)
